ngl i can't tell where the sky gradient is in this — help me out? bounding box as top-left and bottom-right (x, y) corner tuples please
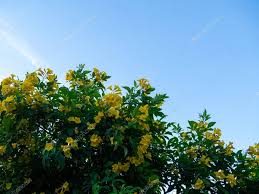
(0, 1), (258, 149)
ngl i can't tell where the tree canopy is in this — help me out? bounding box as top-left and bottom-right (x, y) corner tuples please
(0, 65), (258, 194)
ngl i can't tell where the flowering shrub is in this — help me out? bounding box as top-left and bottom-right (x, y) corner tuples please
(160, 111), (259, 193)
(0, 65), (258, 194)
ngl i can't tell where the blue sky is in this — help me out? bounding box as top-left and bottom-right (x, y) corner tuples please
(0, 1), (258, 149)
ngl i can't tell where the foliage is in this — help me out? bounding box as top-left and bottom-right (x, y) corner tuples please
(0, 65), (258, 194)
(161, 110), (259, 193)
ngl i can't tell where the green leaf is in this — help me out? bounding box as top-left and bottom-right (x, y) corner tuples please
(208, 122), (216, 128)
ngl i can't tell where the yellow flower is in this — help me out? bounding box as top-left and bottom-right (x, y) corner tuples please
(93, 67), (100, 79)
(61, 145), (72, 158)
(2, 95), (16, 112)
(204, 132), (214, 140)
(140, 122), (150, 131)
(55, 181), (69, 194)
(47, 75), (56, 83)
(76, 80), (84, 86)
(74, 128), (79, 134)
(66, 137), (74, 145)
(5, 183), (12, 190)
(0, 145), (6, 154)
(200, 155), (211, 167)
(225, 143), (234, 156)
(62, 181), (69, 190)
(68, 117), (81, 124)
(145, 152), (152, 160)
(213, 128), (221, 137)
(127, 155), (144, 166)
(137, 145), (148, 155)
(45, 143), (54, 151)
(186, 147), (197, 158)
(248, 146), (256, 155)
(33, 92), (49, 104)
(217, 140), (225, 147)
(197, 121), (207, 128)
(137, 134), (152, 155)
(28, 73), (39, 84)
(226, 174), (237, 188)
(148, 179), (160, 185)
(112, 162), (130, 174)
(138, 105), (149, 121)
(93, 67), (105, 82)
(194, 178), (204, 190)
(108, 107), (120, 119)
(12, 143), (17, 149)
(94, 112), (104, 123)
(66, 137), (78, 149)
(59, 105), (71, 113)
(138, 78), (151, 92)
(21, 80), (34, 92)
(181, 132), (188, 139)
(247, 144), (259, 156)
(138, 114), (147, 121)
(87, 123), (96, 130)
(139, 105), (148, 114)
(21, 73), (39, 92)
(1, 75), (20, 96)
(214, 170), (225, 180)
(102, 93), (122, 108)
(66, 70), (74, 81)
(84, 96), (90, 103)
(107, 85), (122, 94)
(140, 134), (152, 145)
(24, 178), (32, 185)
(90, 134), (102, 147)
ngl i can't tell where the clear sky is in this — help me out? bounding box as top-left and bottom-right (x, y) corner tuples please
(0, 1), (258, 149)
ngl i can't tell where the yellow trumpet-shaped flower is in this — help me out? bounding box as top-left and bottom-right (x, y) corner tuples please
(2, 95), (16, 112)
(45, 143), (54, 151)
(68, 117), (81, 124)
(61, 145), (72, 158)
(59, 105), (71, 113)
(127, 155), (144, 166)
(214, 170), (225, 180)
(226, 174), (237, 188)
(102, 93), (122, 108)
(1, 74), (20, 96)
(225, 143), (234, 156)
(200, 155), (211, 167)
(112, 162), (130, 174)
(55, 181), (69, 194)
(66, 70), (74, 81)
(66, 137), (78, 149)
(108, 107), (120, 119)
(138, 105), (149, 121)
(87, 123), (96, 130)
(94, 111), (104, 123)
(194, 178), (204, 190)
(93, 68), (101, 82)
(90, 134), (102, 148)
(138, 78), (151, 92)
(0, 145), (7, 154)
(12, 143), (17, 149)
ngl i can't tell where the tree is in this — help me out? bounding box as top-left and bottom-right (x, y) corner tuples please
(0, 65), (258, 194)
